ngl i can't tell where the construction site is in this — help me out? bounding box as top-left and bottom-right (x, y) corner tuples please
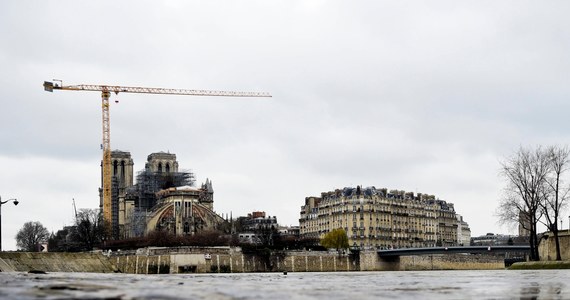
(104, 150), (222, 239)
(43, 81), (271, 240)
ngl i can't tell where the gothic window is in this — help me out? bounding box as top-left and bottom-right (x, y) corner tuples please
(158, 162), (162, 173)
(121, 161), (125, 181)
(113, 160), (118, 176)
(166, 163), (170, 173)
(184, 222), (190, 234)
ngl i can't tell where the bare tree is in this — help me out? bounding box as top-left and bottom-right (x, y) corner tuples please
(540, 146), (570, 260)
(497, 146), (550, 261)
(16, 221), (50, 252)
(72, 208), (106, 251)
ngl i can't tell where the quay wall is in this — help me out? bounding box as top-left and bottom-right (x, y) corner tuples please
(0, 248), (505, 274)
(0, 252), (115, 273)
(538, 230), (570, 261)
(112, 247), (360, 274)
(360, 251), (504, 271)
(399, 254), (504, 270)
(113, 248), (503, 274)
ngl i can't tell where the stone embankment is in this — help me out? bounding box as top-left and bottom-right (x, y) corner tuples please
(538, 229), (570, 261)
(0, 247), (506, 274)
(509, 261), (570, 269)
(112, 247), (360, 274)
(400, 254), (504, 270)
(0, 252), (115, 273)
(360, 252), (504, 271)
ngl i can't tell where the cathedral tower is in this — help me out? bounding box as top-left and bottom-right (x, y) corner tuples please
(145, 152), (178, 173)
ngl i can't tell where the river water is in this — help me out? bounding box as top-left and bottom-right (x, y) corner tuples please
(0, 270), (568, 299)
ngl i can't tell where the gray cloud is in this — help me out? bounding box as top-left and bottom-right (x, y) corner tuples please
(1, 1), (569, 249)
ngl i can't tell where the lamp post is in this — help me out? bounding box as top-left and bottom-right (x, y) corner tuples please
(0, 197), (19, 251)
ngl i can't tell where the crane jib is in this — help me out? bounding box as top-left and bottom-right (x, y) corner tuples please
(43, 81), (271, 97)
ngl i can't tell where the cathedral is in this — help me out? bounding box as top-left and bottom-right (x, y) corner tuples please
(100, 151), (224, 239)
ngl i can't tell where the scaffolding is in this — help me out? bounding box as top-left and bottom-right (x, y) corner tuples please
(126, 208), (150, 238)
(130, 169), (195, 209)
(111, 176), (120, 239)
(120, 169), (194, 237)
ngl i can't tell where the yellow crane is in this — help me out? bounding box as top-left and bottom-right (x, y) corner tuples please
(43, 80), (271, 230)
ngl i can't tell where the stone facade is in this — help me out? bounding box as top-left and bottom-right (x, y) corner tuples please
(456, 215), (471, 246)
(145, 185), (222, 235)
(145, 152), (179, 173)
(241, 211), (278, 231)
(437, 200), (458, 246)
(99, 151), (135, 238)
(519, 211), (531, 237)
(300, 186), (462, 249)
(100, 151), (222, 239)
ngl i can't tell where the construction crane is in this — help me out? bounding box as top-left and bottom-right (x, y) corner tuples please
(43, 80), (271, 231)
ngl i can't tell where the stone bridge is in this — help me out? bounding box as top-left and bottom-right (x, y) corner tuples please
(378, 245), (530, 257)
(372, 246), (530, 271)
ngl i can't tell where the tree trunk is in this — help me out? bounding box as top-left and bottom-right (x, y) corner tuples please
(553, 229), (562, 261)
(528, 234), (535, 261)
(529, 224), (539, 261)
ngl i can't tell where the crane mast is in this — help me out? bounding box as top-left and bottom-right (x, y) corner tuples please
(44, 81), (271, 234)
(72, 198), (78, 219)
(101, 90), (111, 223)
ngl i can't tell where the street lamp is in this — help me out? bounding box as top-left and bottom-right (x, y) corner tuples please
(0, 197), (19, 252)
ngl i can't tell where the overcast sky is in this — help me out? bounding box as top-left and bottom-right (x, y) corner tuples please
(1, 1), (569, 250)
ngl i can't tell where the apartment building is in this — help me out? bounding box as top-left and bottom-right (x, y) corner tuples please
(299, 186), (460, 249)
(456, 214), (472, 246)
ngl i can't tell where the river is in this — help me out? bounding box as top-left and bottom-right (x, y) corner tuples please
(0, 270), (568, 299)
